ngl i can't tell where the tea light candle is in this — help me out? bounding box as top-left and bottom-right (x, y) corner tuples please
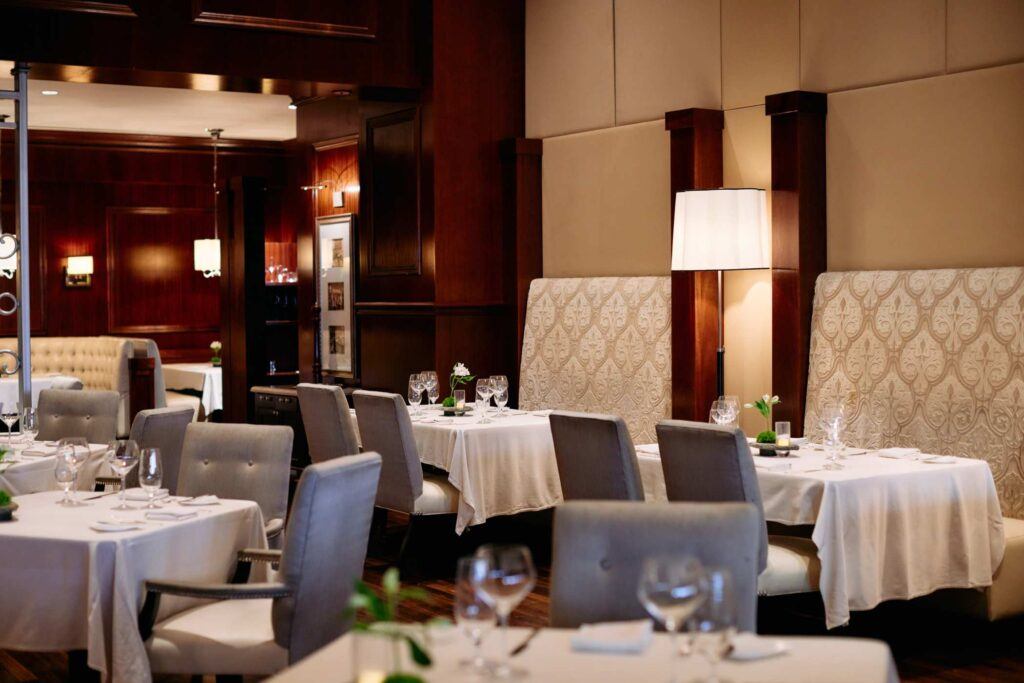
(454, 389), (466, 411)
(775, 421), (791, 447)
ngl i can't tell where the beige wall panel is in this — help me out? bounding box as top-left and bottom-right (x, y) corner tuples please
(801, 0), (946, 92)
(722, 0), (799, 109)
(614, 0), (721, 124)
(948, 0), (1024, 72)
(542, 121), (670, 277)
(723, 105), (773, 434)
(827, 63), (1024, 271)
(526, 0), (616, 138)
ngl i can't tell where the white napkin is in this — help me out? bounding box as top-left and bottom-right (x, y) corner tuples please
(571, 620), (653, 654)
(728, 633), (788, 661)
(179, 494), (220, 506)
(145, 509), (198, 521)
(878, 447), (921, 459)
(920, 454), (957, 465)
(90, 519), (143, 532)
(634, 444), (660, 456)
(124, 488), (170, 501)
(21, 446), (57, 457)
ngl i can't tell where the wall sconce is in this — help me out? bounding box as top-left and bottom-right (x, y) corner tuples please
(65, 255), (94, 288)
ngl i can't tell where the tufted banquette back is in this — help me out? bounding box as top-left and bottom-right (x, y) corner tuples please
(519, 277), (672, 444)
(804, 267), (1024, 517)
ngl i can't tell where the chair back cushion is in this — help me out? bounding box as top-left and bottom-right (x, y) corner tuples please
(36, 389), (120, 444)
(352, 390), (424, 512)
(177, 423), (292, 524)
(550, 501), (760, 631)
(656, 420), (768, 573)
(805, 267), (1024, 516)
(519, 277), (671, 444)
(296, 383), (360, 462)
(273, 453), (382, 663)
(549, 410), (645, 501)
(126, 406), (196, 492)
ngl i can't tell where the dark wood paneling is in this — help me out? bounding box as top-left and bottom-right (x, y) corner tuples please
(192, 0), (377, 38)
(665, 108), (724, 421)
(356, 310), (434, 394)
(766, 91), (827, 437)
(2, 0), (135, 16)
(314, 138), (360, 219)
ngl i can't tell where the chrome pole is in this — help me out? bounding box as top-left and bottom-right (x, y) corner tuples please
(13, 63), (31, 409)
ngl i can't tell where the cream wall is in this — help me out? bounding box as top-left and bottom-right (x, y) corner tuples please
(527, 0), (1024, 432)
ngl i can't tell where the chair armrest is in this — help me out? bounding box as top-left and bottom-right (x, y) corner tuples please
(138, 581), (291, 640)
(265, 517), (285, 539)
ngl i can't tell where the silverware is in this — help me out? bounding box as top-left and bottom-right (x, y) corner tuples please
(83, 490), (120, 501)
(510, 627), (541, 657)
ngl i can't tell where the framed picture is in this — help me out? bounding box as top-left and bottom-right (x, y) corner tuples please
(316, 214), (354, 377)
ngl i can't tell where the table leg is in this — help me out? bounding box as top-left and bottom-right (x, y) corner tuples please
(68, 650), (99, 682)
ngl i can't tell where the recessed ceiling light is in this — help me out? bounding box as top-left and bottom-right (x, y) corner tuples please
(41, 89), (59, 96)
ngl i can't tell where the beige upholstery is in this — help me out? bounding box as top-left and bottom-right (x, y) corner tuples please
(519, 277), (671, 444)
(37, 389), (120, 444)
(805, 267), (1024, 619)
(761, 537), (822, 597)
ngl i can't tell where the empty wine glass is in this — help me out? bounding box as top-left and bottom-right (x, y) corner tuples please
(106, 439), (139, 511)
(20, 407), (38, 444)
(1, 402), (19, 448)
(491, 375), (509, 417)
(638, 555), (708, 683)
(473, 544), (537, 678)
(475, 379), (494, 424)
(423, 371), (440, 408)
(408, 373), (425, 415)
(455, 555), (497, 674)
(820, 402), (845, 470)
(690, 568), (737, 683)
(54, 451), (76, 506)
(709, 400), (736, 426)
(57, 437), (89, 506)
(138, 447), (163, 509)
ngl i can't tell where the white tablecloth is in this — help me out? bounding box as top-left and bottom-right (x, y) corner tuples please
(268, 626), (899, 683)
(0, 490), (266, 683)
(636, 444), (1006, 628)
(0, 440), (108, 495)
(0, 374), (83, 409)
(163, 363), (223, 414)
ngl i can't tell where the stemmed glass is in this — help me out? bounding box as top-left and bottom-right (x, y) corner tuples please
(20, 407), (38, 444)
(1, 402), (19, 448)
(638, 555), (708, 683)
(106, 439), (140, 511)
(709, 400), (736, 426)
(475, 379), (494, 424)
(57, 437), (89, 506)
(423, 371), (440, 409)
(454, 556), (497, 674)
(138, 447), (163, 509)
(820, 402), (845, 471)
(54, 450), (77, 506)
(472, 544), (537, 679)
(491, 376), (509, 417)
(408, 373), (426, 415)
(690, 568), (737, 683)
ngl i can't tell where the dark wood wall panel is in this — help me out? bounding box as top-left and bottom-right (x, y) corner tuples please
(192, 0), (378, 38)
(356, 311), (434, 393)
(364, 108), (421, 276)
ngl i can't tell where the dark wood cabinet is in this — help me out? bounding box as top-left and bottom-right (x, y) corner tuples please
(251, 385), (309, 471)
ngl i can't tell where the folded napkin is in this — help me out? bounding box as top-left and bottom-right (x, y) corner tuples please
(145, 510), (198, 521)
(179, 494), (220, 506)
(571, 620), (653, 654)
(124, 488), (169, 501)
(728, 633), (788, 661)
(21, 446), (57, 457)
(878, 447), (921, 459)
(919, 454), (957, 465)
(90, 519), (143, 532)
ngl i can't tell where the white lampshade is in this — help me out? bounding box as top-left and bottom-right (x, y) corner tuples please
(671, 188), (770, 271)
(193, 238), (221, 276)
(66, 255), (94, 275)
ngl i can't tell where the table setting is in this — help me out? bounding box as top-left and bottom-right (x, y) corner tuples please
(163, 361), (223, 415)
(0, 407), (108, 496)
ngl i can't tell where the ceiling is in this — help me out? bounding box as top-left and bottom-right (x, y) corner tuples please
(0, 64), (296, 141)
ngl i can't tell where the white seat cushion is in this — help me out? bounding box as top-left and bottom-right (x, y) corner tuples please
(412, 472), (460, 515)
(146, 598), (288, 675)
(166, 391), (203, 421)
(758, 535), (821, 597)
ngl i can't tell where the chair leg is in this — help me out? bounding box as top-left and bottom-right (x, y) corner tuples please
(68, 650), (100, 682)
(398, 515), (417, 575)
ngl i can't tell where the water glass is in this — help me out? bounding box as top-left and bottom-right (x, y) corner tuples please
(54, 451), (76, 506)
(20, 407), (38, 443)
(423, 371), (440, 407)
(106, 439), (140, 510)
(491, 375), (509, 416)
(709, 400), (736, 426)
(690, 568), (737, 683)
(0, 402), (19, 448)
(775, 421), (792, 447)
(820, 403), (845, 470)
(138, 447), (163, 508)
(58, 437), (89, 505)
(475, 379), (494, 424)
(638, 555), (707, 682)
(473, 544), (536, 678)
(454, 389), (466, 412)
(408, 373), (425, 414)
(455, 556), (497, 674)
(720, 396), (740, 426)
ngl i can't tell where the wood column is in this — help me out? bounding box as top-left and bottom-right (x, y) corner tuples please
(665, 108), (724, 420)
(765, 91), (827, 436)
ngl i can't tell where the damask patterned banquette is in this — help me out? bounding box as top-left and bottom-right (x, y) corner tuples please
(804, 267), (1024, 518)
(519, 277), (672, 445)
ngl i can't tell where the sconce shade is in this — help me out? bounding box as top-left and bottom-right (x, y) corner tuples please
(0, 253), (15, 278)
(66, 255), (94, 276)
(671, 189), (770, 271)
(193, 239), (221, 275)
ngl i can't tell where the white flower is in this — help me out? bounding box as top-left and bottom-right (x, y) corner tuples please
(210, 341), (222, 351)
(452, 362), (470, 377)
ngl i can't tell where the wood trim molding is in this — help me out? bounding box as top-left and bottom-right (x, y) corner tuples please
(18, 129), (292, 155)
(765, 91), (827, 436)
(665, 108), (724, 421)
(191, 0), (377, 39)
(3, 0), (136, 17)
(128, 356), (156, 426)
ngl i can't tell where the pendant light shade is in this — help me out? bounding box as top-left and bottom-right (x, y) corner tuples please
(195, 127), (223, 278)
(671, 188), (770, 271)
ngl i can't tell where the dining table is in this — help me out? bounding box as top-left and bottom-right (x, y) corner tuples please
(267, 625), (899, 683)
(0, 439), (108, 495)
(0, 489), (266, 683)
(163, 362), (223, 416)
(0, 373), (83, 409)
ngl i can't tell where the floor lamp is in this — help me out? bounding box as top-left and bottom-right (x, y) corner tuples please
(671, 188), (770, 400)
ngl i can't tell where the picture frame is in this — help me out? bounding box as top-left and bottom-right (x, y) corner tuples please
(315, 214), (355, 377)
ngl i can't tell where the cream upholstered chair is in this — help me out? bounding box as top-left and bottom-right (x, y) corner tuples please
(549, 501), (761, 631)
(141, 453), (382, 678)
(296, 383), (360, 462)
(125, 406), (195, 492)
(177, 423), (292, 544)
(656, 420), (820, 597)
(549, 410), (645, 501)
(36, 388), (119, 444)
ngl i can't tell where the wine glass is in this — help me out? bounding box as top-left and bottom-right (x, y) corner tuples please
(690, 568), (737, 683)
(1, 403), (19, 448)
(820, 402), (845, 471)
(454, 556), (497, 674)
(54, 451), (77, 506)
(473, 544), (537, 678)
(423, 371), (440, 408)
(638, 555), (708, 683)
(106, 439), (139, 511)
(491, 375), (509, 417)
(58, 437), (89, 505)
(20, 407), (38, 444)
(709, 400), (736, 426)
(720, 396), (740, 424)
(408, 373), (425, 415)
(138, 447), (163, 509)
(475, 379), (494, 424)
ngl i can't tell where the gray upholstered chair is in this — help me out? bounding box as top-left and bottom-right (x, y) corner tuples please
(296, 382), (360, 462)
(549, 500), (761, 631)
(142, 452), (382, 677)
(177, 422), (293, 544)
(126, 406), (195, 492)
(36, 388), (119, 444)
(352, 390), (459, 558)
(549, 410), (645, 501)
(656, 420), (820, 597)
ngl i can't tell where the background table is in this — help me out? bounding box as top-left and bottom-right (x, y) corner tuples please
(636, 444), (1005, 628)
(269, 626), (899, 683)
(163, 363), (223, 415)
(0, 441), (107, 495)
(0, 491), (265, 683)
(0, 374), (83, 409)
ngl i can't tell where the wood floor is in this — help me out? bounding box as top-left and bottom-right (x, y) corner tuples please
(2, 510), (1021, 682)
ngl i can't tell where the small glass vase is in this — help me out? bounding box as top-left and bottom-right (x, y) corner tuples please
(351, 628), (429, 683)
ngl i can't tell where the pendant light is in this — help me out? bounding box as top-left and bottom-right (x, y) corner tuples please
(0, 114), (16, 279)
(194, 127), (224, 278)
